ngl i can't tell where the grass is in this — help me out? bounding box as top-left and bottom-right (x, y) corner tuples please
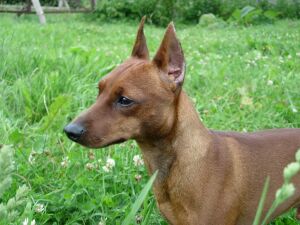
(0, 14), (299, 224)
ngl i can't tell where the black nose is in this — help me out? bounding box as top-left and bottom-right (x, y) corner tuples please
(64, 123), (86, 141)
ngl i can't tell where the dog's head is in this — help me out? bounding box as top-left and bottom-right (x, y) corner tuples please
(64, 17), (186, 148)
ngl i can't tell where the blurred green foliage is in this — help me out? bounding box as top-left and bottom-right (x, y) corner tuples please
(1, 0), (300, 25)
(91, 0), (300, 26)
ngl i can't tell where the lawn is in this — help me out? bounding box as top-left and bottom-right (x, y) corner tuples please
(0, 14), (299, 224)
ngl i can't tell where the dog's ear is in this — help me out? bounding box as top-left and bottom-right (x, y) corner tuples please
(153, 22), (185, 89)
(131, 16), (149, 60)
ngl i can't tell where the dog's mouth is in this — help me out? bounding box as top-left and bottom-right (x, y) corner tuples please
(75, 136), (128, 149)
(101, 138), (127, 147)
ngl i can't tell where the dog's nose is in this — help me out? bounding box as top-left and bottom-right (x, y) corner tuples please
(64, 123), (86, 141)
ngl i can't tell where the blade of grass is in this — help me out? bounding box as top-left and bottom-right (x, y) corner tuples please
(252, 176), (270, 225)
(122, 170), (158, 225)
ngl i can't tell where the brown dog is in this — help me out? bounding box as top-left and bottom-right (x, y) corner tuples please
(64, 18), (300, 225)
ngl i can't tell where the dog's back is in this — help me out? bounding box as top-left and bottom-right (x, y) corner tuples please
(213, 128), (300, 224)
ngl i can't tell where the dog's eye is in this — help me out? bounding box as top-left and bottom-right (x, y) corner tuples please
(117, 96), (134, 107)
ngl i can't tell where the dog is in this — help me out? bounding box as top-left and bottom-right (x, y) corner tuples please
(64, 17), (300, 225)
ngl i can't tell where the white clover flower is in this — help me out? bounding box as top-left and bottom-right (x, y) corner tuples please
(135, 174), (142, 182)
(278, 56), (284, 63)
(106, 158), (115, 168)
(35, 203), (45, 213)
(98, 218), (106, 225)
(85, 162), (95, 170)
(241, 96), (253, 106)
(255, 52), (262, 60)
(133, 155), (144, 167)
(267, 80), (273, 86)
(102, 157), (115, 172)
(22, 218), (36, 225)
(135, 214), (143, 224)
(28, 151), (36, 165)
(23, 218), (29, 225)
(61, 156), (70, 168)
(102, 165), (110, 173)
(292, 107), (298, 113)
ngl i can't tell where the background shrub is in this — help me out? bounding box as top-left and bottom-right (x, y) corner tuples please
(1, 0), (299, 25)
(92, 0), (300, 26)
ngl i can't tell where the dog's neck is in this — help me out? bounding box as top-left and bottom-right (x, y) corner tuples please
(137, 90), (212, 181)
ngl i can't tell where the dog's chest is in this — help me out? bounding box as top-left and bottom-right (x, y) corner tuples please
(154, 185), (182, 224)
(157, 200), (177, 224)
(153, 171), (191, 224)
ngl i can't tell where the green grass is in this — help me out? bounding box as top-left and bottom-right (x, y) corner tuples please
(0, 14), (299, 224)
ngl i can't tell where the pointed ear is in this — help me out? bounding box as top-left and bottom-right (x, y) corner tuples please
(153, 22), (185, 88)
(131, 16), (149, 60)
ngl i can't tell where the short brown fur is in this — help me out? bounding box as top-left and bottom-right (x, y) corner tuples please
(64, 18), (300, 225)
